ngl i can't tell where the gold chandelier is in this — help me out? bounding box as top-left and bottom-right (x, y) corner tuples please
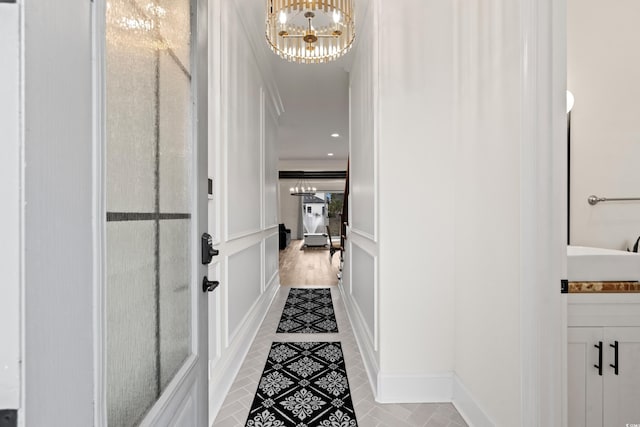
(266, 0), (355, 64)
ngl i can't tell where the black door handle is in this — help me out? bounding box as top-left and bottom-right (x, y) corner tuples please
(202, 276), (219, 293)
(609, 341), (619, 375)
(594, 341), (603, 376)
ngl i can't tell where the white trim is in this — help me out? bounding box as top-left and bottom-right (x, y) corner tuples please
(139, 356), (198, 426)
(209, 0), (223, 247)
(0, 1), (21, 412)
(376, 373), (453, 404)
(260, 86), (265, 232)
(208, 277), (278, 425)
(349, 228), (376, 244)
(226, 228), (266, 243)
(372, 0), (380, 245)
(266, 270), (279, 295)
(91, 0), (107, 425)
(222, 253), (230, 349)
(208, 263), (222, 365)
(349, 230), (378, 256)
(18, 0), (26, 423)
(452, 374), (495, 427)
(220, 0), (229, 244)
(519, 0), (565, 425)
(373, 253), (379, 351)
(260, 237), (266, 293)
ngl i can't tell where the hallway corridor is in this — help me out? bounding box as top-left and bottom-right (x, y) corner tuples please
(279, 241), (340, 286)
(212, 285), (468, 427)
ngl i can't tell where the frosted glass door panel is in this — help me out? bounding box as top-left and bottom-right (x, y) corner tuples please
(159, 52), (191, 213)
(105, 0), (192, 425)
(106, 222), (157, 426)
(154, 0), (191, 72)
(159, 220), (191, 389)
(106, 0), (157, 213)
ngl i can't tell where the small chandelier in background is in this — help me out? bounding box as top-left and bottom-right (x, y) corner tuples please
(289, 175), (317, 196)
(266, 0), (355, 64)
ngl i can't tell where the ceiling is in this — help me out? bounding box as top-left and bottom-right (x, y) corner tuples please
(236, 0), (360, 164)
(272, 58), (351, 161)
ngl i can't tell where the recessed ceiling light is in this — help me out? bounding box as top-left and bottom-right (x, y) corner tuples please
(328, 153), (334, 156)
(330, 133), (340, 138)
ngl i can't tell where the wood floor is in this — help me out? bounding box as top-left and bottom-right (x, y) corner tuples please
(279, 239), (340, 286)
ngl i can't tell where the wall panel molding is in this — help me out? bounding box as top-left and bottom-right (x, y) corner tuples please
(222, 6), (264, 240)
(350, 241), (377, 349)
(348, 0), (378, 241)
(338, 283), (379, 398)
(208, 280), (278, 424)
(229, 0), (283, 117)
(226, 242), (262, 340)
(350, 228), (377, 247)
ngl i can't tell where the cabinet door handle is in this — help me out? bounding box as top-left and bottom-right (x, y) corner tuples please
(594, 341), (603, 376)
(609, 341), (619, 375)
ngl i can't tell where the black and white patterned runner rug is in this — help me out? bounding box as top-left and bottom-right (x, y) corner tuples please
(245, 342), (358, 427)
(277, 288), (338, 333)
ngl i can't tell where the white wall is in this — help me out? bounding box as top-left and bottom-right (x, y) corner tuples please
(0, 3), (21, 412)
(208, 0), (281, 422)
(377, 0), (456, 397)
(344, 1), (564, 425)
(343, 0), (456, 403)
(568, 0), (640, 250)
(453, 1), (565, 425)
(453, 2), (522, 425)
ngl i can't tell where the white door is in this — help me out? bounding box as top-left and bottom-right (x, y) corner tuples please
(100, 0), (209, 424)
(567, 327), (603, 427)
(603, 327), (640, 427)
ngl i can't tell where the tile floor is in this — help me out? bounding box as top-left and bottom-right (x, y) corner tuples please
(213, 285), (468, 427)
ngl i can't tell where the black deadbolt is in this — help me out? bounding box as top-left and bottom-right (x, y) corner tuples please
(201, 233), (219, 264)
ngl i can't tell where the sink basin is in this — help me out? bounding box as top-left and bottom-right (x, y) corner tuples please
(567, 245), (640, 282)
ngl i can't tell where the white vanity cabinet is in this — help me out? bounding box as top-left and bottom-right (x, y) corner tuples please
(568, 294), (640, 427)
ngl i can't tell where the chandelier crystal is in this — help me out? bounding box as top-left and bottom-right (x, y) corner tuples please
(266, 0), (355, 64)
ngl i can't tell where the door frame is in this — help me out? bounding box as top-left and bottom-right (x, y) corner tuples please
(519, 0), (567, 425)
(91, 0), (209, 424)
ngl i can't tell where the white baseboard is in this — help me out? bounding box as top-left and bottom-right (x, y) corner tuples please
(339, 284), (493, 425)
(376, 373), (453, 403)
(452, 374), (495, 427)
(338, 283), (379, 397)
(208, 276), (279, 425)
